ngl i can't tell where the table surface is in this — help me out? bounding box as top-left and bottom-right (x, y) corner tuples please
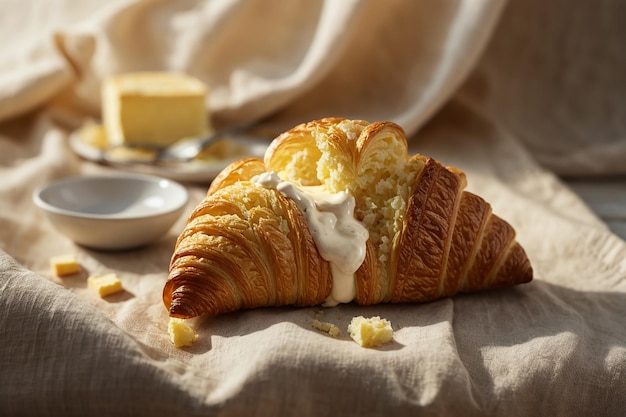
(565, 178), (626, 241)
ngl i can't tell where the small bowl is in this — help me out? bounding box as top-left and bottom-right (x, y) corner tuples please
(33, 174), (189, 250)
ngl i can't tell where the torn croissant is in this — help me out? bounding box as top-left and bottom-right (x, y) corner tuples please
(163, 118), (532, 319)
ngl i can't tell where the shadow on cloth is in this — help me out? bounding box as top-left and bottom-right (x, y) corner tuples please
(83, 234), (178, 275)
(182, 279), (626, 361)
(451, 279), (626, 404)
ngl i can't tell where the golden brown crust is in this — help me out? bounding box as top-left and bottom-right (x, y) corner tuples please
(443, 192), (492, 297)
(392, 158), (464, 303)
(165, 184), (332, 318)
(163, 117), (533, 318)
(461, 214), (516, 292)
(356, 121), (408, 169)
(353, 241), (379, 305)
(491, 242), (533, 289)
(208, 157), (266, 195)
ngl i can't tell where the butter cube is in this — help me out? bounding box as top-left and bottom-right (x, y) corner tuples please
(87, 273), (123, 297)
(102, 72), (209, 147)
(348, 316), (394, 348)
(168, 318), (198, 348)
(50, 255), (81, 276)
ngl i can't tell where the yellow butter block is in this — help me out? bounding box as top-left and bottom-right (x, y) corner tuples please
(102, 72), (209, 148)
(348, 316), (394, 348)
(50, 255), (81, 277)
(87, 273), (123, 297)
(168, 318), (198, 348)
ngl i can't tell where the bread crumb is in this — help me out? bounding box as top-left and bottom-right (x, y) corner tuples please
(87, 273), (123, 297)
(168, 318), (198, 348)
(312, 319), (340, 337)
(50, 254), (81, 276)
(348, 316), (393, 348)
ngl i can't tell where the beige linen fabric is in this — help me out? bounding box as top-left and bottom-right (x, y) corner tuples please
(1, 0), (503, 129)
(1, 0), (625, 416)
(460, 0), (626, 177)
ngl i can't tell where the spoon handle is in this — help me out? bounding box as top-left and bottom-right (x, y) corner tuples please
(158, 121), (259, 163)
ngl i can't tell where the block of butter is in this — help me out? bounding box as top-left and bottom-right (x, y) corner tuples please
(102, 72), (209, 148)
(87, 273), (124, 298)
(50, 254), (81, 277)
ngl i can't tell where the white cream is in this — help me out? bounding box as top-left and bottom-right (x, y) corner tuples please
(254, 172), (368, 306)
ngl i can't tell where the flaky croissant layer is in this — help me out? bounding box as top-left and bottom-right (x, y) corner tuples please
(164, 118), (532, 318)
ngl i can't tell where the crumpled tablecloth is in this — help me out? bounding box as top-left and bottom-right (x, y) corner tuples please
(1, 1), (625, 416)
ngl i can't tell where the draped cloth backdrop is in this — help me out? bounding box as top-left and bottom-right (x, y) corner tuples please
(1, 1), (625, 416)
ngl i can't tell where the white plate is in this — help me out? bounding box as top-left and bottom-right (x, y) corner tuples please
(69, 127), (269, 183)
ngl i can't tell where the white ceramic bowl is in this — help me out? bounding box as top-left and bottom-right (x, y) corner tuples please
(33, 174), (189, 250)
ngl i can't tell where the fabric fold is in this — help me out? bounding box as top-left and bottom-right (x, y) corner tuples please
(1, 0), (625, 415)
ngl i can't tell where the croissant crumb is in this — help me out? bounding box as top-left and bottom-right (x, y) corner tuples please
(168, 318), (198, 348)
(312, 319), (340, 337)
(348, 316), (394, 348)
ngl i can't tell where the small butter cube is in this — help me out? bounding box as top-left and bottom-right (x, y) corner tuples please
(168, 318), (198, 348)
(102, 72), (209, 148)
(50, 255), (81, 276)
(348, 316), (394, 348)
(87, 273), (123, 297)
(312, 319), (340, 337)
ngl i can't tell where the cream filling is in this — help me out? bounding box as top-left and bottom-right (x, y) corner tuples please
(254, 172), (368, 306)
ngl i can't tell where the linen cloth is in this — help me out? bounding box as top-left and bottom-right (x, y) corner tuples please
(1, 0), (625, 416)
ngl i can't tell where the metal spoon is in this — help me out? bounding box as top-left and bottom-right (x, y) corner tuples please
(155, 131), (223, 163)
(102, 123), (269, 165)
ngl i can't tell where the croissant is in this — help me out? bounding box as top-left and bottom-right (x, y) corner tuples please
(163, 118), (532, 319)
